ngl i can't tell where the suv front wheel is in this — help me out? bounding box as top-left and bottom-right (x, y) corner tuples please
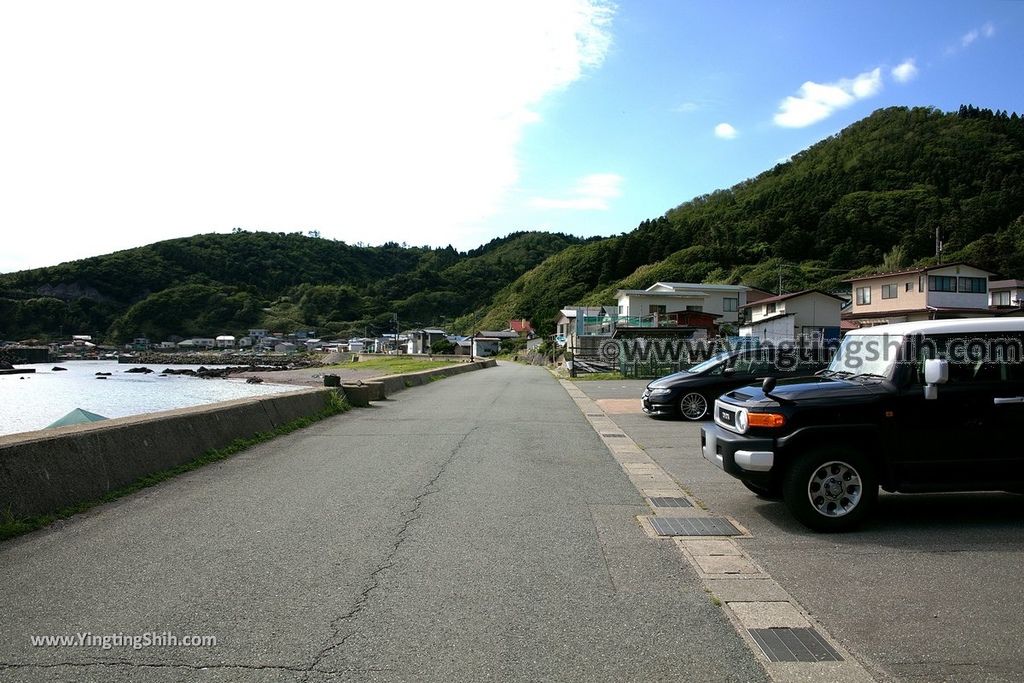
(783, 447), (877, 532)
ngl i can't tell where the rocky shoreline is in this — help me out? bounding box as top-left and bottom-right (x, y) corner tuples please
(118, 352), (322, 368)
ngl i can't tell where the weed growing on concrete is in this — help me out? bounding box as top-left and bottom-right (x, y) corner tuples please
(0, 391), (350, 543)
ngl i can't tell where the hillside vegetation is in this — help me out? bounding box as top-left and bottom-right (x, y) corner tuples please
(0, 231), (584, 342)
(3, 105), (1022, 342)
(463, 106), (1024, 332)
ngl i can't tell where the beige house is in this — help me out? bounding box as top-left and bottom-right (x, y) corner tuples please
(614, 282), (750, 325)
(844, 262), (994, 325)
(739, 290), (843, 342)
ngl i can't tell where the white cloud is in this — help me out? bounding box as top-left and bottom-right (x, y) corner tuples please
(0, 0), (616, 271)
(891, 59), (918, 84)
(674, 101), (699, 113)
(773, 68), (883, 128)
(959, 22), (995, 49)
(714, 123), (738, 139)
(529, 173), (623, 210)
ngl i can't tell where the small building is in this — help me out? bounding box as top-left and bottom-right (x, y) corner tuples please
(275, 342), (298, 354)
(404, 328), (449, 354)
(215, 335), (237, 349)
(740, 290), (843, 343)
(471, 335), (501, 358)
(989, 279), (1024, 308)
(844, 262), (994, 325)
(509, 319), (535, 336)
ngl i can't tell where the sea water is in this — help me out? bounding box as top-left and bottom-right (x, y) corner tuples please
(0, 361), (300, 437)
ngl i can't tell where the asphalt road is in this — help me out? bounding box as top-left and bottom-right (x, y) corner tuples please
(575, 378), (1024, 683)
(0, 363), (768, 682)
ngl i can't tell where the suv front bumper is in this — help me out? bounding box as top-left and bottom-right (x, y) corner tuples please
(701, 423), (776, 478)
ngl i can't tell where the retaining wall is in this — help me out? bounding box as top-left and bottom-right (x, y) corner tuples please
(0, 388), (332, 521)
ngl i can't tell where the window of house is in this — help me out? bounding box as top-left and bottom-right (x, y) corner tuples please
(882, 284), (898, 299)
(919, 275), (925, 292)
(928, 275), (958, 292)
(905, 282), (913, 292)
(618, 305), (623, 314)
(723, 297), (738, 312)
(856, 287), (871, 305)
(649, 304), (666, 315)
(686, 305), (703, 312)
(765, 303), (777, 314)
(958, 277), (987, 294)
(993, 291), (1011, 306)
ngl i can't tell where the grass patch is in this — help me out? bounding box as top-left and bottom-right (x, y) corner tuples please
(569, 372), (625, 381)
(336, 356), (457, 374)
(0, 391), (350, 543)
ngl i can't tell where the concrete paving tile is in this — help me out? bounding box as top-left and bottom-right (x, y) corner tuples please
(693, 555), (764, 576)
(678, 539), (742, 556)
(763, 662), (875, 683)
(705, 578), (792, 603)
(728, 601), (809, 629)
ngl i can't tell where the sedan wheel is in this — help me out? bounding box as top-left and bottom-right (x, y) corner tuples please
(678, 392), (708, 420)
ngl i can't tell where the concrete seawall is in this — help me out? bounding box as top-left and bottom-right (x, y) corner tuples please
(0, 388), (333, 521)
(0, 358), (497, 524)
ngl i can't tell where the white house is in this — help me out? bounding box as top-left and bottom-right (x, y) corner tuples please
(614, 282), (750, 325)
(215, 335), (236, 349)
(739, 290), (843, 342)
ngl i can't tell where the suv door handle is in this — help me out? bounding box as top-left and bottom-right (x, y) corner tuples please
(993, 397), (1024, 405)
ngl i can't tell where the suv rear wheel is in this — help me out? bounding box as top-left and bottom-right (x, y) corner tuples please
(678, 392), (708, 420)
(783, 447), (877, 532)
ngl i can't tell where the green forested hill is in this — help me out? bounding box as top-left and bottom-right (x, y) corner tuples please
(464, 105), (1024, 333)
(0, 230), (584, 342)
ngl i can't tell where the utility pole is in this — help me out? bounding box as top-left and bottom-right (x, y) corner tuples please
(935, 227), (943, 264)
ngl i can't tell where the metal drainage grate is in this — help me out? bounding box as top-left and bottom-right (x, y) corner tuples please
(649, 496), (693, 508)
(749, 627), (843, 663)
(600, 433), (627, 438)
(649, 516), (741, 536)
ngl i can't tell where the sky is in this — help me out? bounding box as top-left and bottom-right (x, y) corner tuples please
(1, 1), (1023, 273)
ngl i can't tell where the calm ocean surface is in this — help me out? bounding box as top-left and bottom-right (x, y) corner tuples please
(0, 361), (299, 437)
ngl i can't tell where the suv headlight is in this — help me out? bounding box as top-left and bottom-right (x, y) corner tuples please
(649, 387), (671, 395)
(736, 408), (749, 433)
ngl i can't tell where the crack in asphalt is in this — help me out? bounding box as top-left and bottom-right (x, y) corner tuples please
(0, 660), (388, 674)
(300, 424), (481, 680)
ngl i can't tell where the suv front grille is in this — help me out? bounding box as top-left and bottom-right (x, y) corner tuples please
(714, 400), (740, 433)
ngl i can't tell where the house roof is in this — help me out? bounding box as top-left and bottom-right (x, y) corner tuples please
(843, 262), (994, 283)
(989, 279), (1024, 290)
(647, 282), (749, 292)
(617, 289), (708, 298)
(476, 330), (519, 338)
(740, 289), (845, 308)
(740, 312), (796, 325)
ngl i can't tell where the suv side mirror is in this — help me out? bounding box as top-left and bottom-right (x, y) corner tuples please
(723, 367), (736, 376)
(924, 358), (949, 400)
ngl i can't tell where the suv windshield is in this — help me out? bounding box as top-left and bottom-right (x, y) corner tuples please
(826, 334), (903, 379)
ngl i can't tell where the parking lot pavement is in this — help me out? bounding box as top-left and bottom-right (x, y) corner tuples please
(572, 378), (1024, 683)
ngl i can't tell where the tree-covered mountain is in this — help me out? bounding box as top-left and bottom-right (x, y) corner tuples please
(462, 105), (1024, 333)
(0, 230), (585, 342)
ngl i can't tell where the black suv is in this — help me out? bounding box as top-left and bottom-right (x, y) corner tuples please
(642, 347), (828, 420)
(701, 319), (1024, 531)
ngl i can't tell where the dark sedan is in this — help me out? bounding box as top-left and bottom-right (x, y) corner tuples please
(641, 348), (827, 420)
